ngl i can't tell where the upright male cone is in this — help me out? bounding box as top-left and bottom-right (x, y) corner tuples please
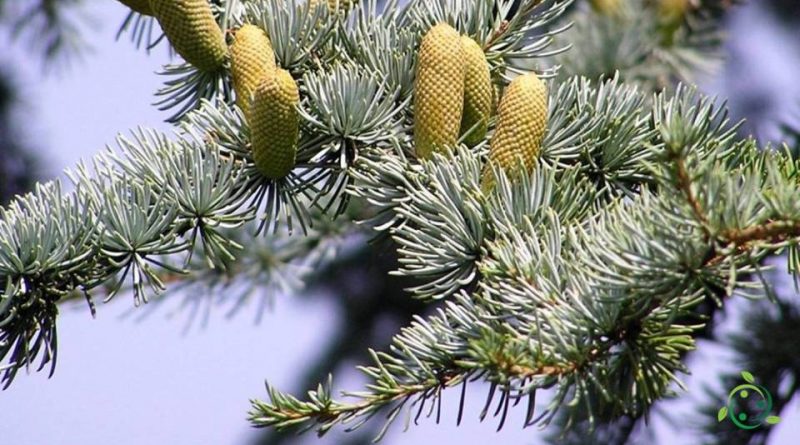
(118, 0), (153, 15)
(481, 73), (548, 190)
(250, 70), (300, 180)
(413, 23), (465, 160)
(150, 0), (228, 71)
(459, 36), (492, 147)
(230, 24), (276, 120)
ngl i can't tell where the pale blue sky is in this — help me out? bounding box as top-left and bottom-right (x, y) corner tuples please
(1, 2), (800, 445)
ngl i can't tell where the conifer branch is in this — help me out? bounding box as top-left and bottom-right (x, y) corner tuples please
(4, 1), (784, 444)
(250, 84), (800, 439)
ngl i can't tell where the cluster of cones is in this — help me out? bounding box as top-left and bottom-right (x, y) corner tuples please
(116, 1), (551, 190)
(413, 23), (549, 190)
(116, 0), (353, 180)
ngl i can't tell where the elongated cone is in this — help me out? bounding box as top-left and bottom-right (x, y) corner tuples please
(230, 24), (276, 120)
(459, 36), (492, 147)
(589, 0), (623, 16)
(481, 73), (548, 190)
(118, 0), (153, 15)
(413, 23), (465, 159)
(150, 0), (228, 71)
(250, 69), (300, 180)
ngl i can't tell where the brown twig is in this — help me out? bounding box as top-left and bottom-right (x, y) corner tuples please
(674, 156), (711, 232)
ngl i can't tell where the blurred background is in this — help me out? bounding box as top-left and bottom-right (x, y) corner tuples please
(1, 1), (799, 444)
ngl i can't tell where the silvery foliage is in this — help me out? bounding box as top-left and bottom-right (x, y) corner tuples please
(553, 0), (725, 92)
(3, 0), (798, 442)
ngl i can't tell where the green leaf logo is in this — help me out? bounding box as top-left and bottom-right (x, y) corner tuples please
(720, 371), (779, 430)
(766, 416), (781, 425)
(717, 406), (728, 422)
